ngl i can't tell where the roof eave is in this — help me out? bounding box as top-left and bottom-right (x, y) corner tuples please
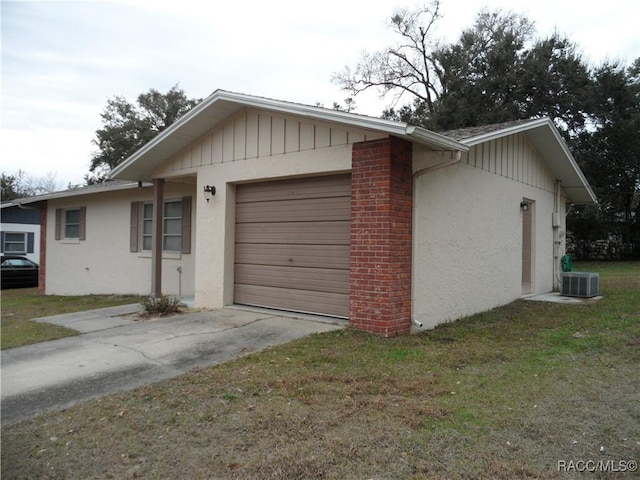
(11, 182), (151, 205)
(406, 126), (469, 152)
(459, 117), (596, 205)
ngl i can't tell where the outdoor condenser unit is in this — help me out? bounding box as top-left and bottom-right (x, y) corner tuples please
(561, 272), (600, 298)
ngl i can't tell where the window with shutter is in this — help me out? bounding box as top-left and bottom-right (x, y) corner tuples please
(133, 197), (191, 253)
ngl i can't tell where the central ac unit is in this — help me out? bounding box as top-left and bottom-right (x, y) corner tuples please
(561, 272), (599, 297)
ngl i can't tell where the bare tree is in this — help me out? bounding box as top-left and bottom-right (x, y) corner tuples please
(331, 1), (443, 116)
(0, 170), (61, 200)
(22, 170), (61, 196)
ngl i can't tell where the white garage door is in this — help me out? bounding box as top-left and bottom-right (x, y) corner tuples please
(234, 175), (351, 317)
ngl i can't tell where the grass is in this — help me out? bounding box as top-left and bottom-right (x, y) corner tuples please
(2, 262), (639, 479)
(0, 288), (144, 349)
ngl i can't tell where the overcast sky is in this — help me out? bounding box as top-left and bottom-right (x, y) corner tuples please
(1, 0), (638, 188)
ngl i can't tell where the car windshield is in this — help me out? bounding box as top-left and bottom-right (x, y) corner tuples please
(2, 259), (35, 267)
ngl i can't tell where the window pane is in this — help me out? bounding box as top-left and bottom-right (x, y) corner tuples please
(164, 218), (181, 235)
(5, 243), (24, 252)
(143, 204), (153, 219)
(143, 236), (152, 251)
(164, 236), (181, 251)
(66, 225), (80, 238)
(164, 201), (182, 218)
(143, 219), (153, 235)
(4, 232), (26, 253)
(66, 209), (80, 223)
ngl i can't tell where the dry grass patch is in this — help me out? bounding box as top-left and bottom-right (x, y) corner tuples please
(2, 262), (639, 479)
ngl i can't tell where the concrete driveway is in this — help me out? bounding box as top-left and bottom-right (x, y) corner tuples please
(1, 305), (344, 425)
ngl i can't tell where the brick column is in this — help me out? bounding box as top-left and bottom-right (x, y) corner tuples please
(350, 136), (413, 336)
(38, 201), (47, 295)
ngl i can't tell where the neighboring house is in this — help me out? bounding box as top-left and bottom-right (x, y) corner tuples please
(0, 202), (40, 264)
(15, 90), (596, 335)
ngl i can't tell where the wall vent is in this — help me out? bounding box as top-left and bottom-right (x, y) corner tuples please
(561, 272), (599, 297)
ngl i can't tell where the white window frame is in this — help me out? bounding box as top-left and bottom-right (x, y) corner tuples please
(64, 208), (81, 239)
(3, 232), (27, 254)
(141, 199), (183, 252)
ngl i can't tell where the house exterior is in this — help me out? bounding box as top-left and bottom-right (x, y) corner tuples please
(1, 203), (41, 264)
(17, 90), (596, 335)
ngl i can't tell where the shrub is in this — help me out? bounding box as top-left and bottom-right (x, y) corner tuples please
(141, 296), (186, 316)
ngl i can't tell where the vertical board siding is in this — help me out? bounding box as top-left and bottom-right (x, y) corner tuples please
(234, 113), (246, 160)
(258, 114), (271, 156)
(246, 111), (259, 159)
(155, 108), (383, 175)
(222, 120), (234, 162)
(463, 133), (555, 193)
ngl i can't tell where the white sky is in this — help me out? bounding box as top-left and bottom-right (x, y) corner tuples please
(1, 0), (638, 188)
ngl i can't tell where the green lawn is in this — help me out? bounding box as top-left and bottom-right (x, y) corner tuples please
(2, 262), (638, 479)
(0, 288), (143, 349)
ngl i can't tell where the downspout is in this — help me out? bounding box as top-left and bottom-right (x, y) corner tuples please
(16, 202), (40, 211)
(410, 150), (463, 329)
(413, 151), (462, 179)
(552, 180), (563, 290)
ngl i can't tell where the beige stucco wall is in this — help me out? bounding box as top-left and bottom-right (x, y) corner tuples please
(412, 135), (567, 329)
(45, 183), (196, 296)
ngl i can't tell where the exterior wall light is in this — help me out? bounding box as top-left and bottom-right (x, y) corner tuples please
(520, 201), (529, 212)
(203, 185), (216, 202)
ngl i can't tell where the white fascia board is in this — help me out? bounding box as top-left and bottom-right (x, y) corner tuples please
(526, 119), (596, 204)
(460, 117), (552, 146)
(460, 117), (596, 204)
(547, 126), (597, 204)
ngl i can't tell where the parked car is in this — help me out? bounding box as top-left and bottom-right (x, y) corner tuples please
(1, 256), (39, 289)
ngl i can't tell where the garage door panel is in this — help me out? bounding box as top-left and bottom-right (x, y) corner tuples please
(236, 175), (351, 203)
(235, 264), (348, 294)
(236, 244), (349, 269)
(235, 284), (349, 318)
(236, 197), (350, 223)
(234, 175), (350, 318)
(236, 221), (350, 245)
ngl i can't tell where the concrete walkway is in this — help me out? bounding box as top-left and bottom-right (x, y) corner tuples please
(1, 305), (345, 425)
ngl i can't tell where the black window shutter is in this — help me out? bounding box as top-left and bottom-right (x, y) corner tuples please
(27, 232), (35, 253)
(0, 232), (4, 253)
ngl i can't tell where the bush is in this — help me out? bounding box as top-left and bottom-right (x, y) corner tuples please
(141, 296), (186, 316)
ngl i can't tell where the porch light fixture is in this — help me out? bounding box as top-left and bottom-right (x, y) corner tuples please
(520, 201), (529, 212)
(203, 185), (216, 202)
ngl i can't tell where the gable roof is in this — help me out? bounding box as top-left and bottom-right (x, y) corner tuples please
(109, 89), (468, 182)
(107, 89), (594, 205)
(440, 118), (597, 204)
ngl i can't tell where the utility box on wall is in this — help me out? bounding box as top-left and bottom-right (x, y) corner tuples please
(561, 272), (600, 297)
